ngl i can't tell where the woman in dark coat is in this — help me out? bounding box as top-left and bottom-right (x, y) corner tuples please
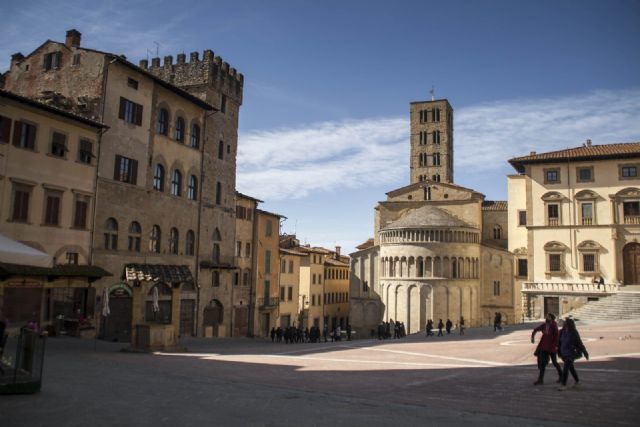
(558, 317), (589, 390)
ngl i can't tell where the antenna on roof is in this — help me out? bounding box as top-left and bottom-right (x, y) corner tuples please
(146, 49), (153, 62)
(430, 86), (436, 101)
(153, 41), (160, 57)
(294, 219), (297, 235)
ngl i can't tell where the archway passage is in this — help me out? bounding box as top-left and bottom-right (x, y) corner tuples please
(103, 286), (132, 342)
(623, 243), (640, 285)
(203, 300), (224, 337)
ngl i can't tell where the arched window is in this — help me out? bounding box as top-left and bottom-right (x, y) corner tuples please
(153, 164), (165, 191)
(187, 175), (197, 200)
(213, 228), (222, 241)
(185, 230), (195, 256)
(150, 225), (161, 253)
(157, 108), (168, 135)
(128, 221), (141, 252)
(171, 170), (182, 196)
(493, 225), (502, 240)
(175, 117), (185, 142)
(104, 218), (118, 250)
(169, 227), (179, 254)
(190, 124), (200, 148)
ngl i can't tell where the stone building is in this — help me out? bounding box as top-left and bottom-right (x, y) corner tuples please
(0, 89), (109, 332)
(508, 141), (640, 319)
(350, 98), (516, 336)
(1, 29), (243, 341)
(279, 247), (305, 327)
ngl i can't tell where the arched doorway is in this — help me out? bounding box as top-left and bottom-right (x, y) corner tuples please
(103, 283), (132, 342)
(623, 243), (640, 285)
(203, 299), (223, 337)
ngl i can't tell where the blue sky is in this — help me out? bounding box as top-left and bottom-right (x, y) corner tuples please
(2, 0), (640, 253)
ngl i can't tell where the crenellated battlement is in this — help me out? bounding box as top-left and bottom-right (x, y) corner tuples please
(140, 49), (243, 104)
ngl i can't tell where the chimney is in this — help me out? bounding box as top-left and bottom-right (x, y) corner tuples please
(586, 139), (592, 147)
(335, 246), (341, 259)
(65, 29), (81, 48)
(529, 151), (536, 156)
(11, 52), (24, 68)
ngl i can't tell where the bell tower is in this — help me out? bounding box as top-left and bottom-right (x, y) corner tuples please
(409, 99), (454, 184)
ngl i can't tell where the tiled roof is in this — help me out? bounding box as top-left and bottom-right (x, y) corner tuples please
(324, 258), (349, 267)
(482, 200), (508, 211)
(256, 208), (287, 219)
(280, 248), (306, 256)
(509, 142), (640, 172)
(0, 262), (111, 278)
(124, 264), (193, 285)
(235, 191), (263, 203)
(356, 238), (375, 250)
(383, 205), (474, 230)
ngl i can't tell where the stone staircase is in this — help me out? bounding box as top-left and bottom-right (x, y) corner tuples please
(566, 289), (640, 322)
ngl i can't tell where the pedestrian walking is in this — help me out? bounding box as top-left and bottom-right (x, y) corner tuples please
(270, 327), (276, 342)
(445, 319), (452, 334)
(437, 319), (444, 336)
(426, 319), (433, 337)
(557, 318), (589, 390)
(531, 313), (563, 385)
(459, 316), (465, 335)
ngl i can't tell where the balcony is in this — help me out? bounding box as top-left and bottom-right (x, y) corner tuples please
(624, 215), (640, 225)
(522, 282), (619, 296)
(258, 297), (279, 309)
(581, 217), (593, 226)
(548, 218), (559, 226)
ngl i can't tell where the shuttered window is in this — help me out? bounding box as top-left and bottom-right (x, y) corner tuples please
(0, 115), (12, 143)
(118, 97), (143, 125)
(12, 186), (31, 222)
(44, 191), (62, 225)
(13, 121), (37, 150)
(113, 155), (138, 184)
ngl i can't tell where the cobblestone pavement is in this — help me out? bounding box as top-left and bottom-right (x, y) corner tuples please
(2, 321), (639, 426)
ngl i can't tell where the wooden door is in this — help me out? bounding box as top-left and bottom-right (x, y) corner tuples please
(623, 243), (640, 285)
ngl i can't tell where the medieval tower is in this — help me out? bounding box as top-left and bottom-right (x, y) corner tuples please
(410, 99), (454, 184)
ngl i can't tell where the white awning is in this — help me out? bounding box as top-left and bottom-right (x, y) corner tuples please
(0, 234), (53, 268)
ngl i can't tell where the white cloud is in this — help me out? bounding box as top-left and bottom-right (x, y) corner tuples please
(238, 89), (640, 200)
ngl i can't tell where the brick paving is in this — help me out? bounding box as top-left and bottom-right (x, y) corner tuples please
(1, 321), (639, 426)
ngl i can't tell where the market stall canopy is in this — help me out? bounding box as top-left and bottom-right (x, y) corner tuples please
(0, 234), (52, 267)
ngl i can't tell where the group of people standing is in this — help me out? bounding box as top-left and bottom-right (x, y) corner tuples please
(374, 319), (407, 339)
(531, 313), (589, 390)
(425, 317), (465, 336)
(270, 324), (352, 344)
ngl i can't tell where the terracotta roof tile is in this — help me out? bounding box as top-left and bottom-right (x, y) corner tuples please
(482, 201), (507, 211)
(509, 142), (640, 172)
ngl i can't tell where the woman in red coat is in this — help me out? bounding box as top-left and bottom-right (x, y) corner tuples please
(531, 313), (563, 385)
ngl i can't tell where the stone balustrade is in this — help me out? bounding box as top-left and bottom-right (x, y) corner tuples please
(522, 282), (619, 295)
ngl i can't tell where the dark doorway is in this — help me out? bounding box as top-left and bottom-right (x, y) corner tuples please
(233, 306), (249, 337)
(623, 243), (640, 285)
(544, 297), (559, 318)
(203, 300), (223, 337)
(103, 289), (132, 342)
(179, 299), (195, 336)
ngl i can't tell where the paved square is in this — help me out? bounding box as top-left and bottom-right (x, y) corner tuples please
(2, 321), (639, 426)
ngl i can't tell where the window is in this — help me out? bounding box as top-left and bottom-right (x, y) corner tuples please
(544, 168), (560, 184)
(50, 132), (67, 157)
(265, 250), (271, 273)
(583, 254), (596, 272)
(280, 287), (285, 301)
(113, 155), (138, 184)
(169, 228), (179, 254)
(187, 175), (197, 200)
(157, 108), (169, 135)
(175, 117), (184, 142)
(545, 241), (567, 274)
(493, 225), (502, 240)
(518, 210), (527, 226)
(212, 271), (220, 287)
(13, 121), (37, 150)
(43, 190), (62, 226)
(153, 164), (165, 191)
(118, 97), (143, 125)
(266, 219), (273, 237)
(73, 195), (89, 228)
(185, 230), (195, 256)
(288, 287), (293, 301)
(227, 144), (230, 154)
(549, 254), (562, 272)
(218, 141), (224, 159)
(363, 280), (369, 292)
(190, 124), (200, 148)
(243, 270), (250, 286)
(576, 166), (593, 182)
(312, 295), (316, 306)
(0, 115), (12, 143)
(104, 218), (118, 250)
(288, 260), (293, 273)
(433, 152), (441, 166)
(78, 139), (94, 164)
(150, 225), (161, 253)
(215, 181), (222, 204)
(238, 242), (244, 258)
(433, 130), (441, 144)
(43, 51), (62, 70)
(517, 259), (528, 277)
(72, 54), (81, 66)
(432, 108), (441, 122)
(581, 202), (594, 225)
(221, 94), (227, 114)
(620, 165), (638, 179)
(577, 240), (600, 274)
(547, 204), (560, 226)
(128, 221), (141, 252)
(493, 281), (500, 296)
(171, 170), (182, 196)
(280, 259), (286, 273)
(623, 201), (640, 224)
(245, 242), (251, 258)
(11, 184), (31, 222)
(212, 243), (220, 264)
(66, 252), (79, 264)
(127, 78), (139, 90)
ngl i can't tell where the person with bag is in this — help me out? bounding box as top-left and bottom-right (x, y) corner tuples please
(557, 317), (589, 390)
(531, 313), (562, 385)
